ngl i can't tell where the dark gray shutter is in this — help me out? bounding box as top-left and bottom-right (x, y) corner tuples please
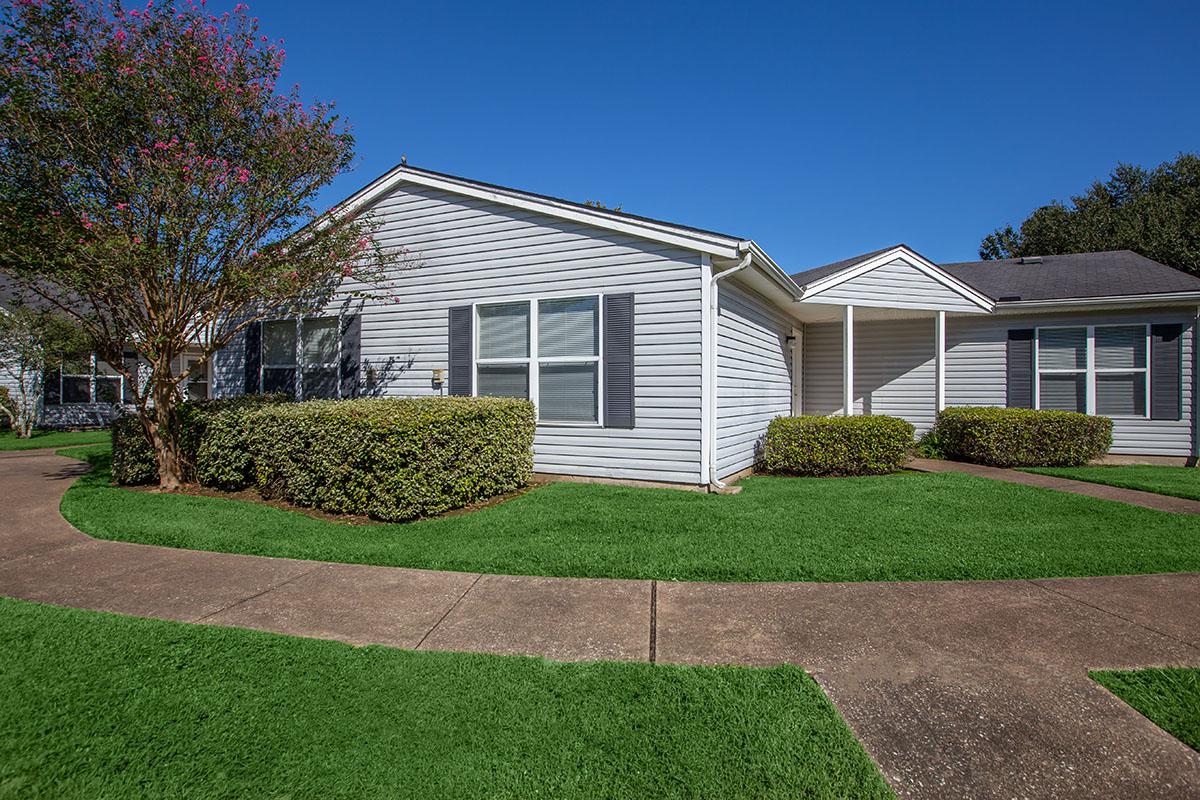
(244, 322), (262, 395)
(122, 351), (139, 404)
(1150, 323), (1183, 421)
(43, 366), (61, 406)
(604, 293), (635, 428)
(1006, 329), (1034, 408)
(448, 305), (473, 396)
(339, 315), (361, 399)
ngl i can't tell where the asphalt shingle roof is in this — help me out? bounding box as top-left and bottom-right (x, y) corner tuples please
(941, 250), (1200, 301)
(788, 245), (902, 287)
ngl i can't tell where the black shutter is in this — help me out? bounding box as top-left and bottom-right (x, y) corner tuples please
(43, 366), (61, 406)
(1150, 323), (1183, 421)
(122, 351), (139, 404)
(1006, 329), (1035, 408)
(244, 322), (262, 395)
(448, 306), (473, 396)
(339, 315), (361, 399)
(604, 293), (636, 428)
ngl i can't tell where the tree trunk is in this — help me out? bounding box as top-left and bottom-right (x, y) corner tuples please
(148, 383), (184, 491)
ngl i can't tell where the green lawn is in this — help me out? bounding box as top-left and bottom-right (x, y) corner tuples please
(1023, 465), (1200, 501)
(0, 428), (110, 451)
(1092, 668), (1200, 752)
(57, 445), (1200, 583)
(0, 597), (891, 799)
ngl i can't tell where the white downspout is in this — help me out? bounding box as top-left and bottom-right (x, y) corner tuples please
(707, 246), (753, 490)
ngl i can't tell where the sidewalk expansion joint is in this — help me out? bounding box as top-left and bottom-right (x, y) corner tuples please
(193, 563), (326, 624)
(416, 572), (483, 650)
(1027, 578), (1200, 654)
(649, 579), (658, 664)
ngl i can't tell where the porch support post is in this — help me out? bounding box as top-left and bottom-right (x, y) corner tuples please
(842, 304), (854, 416)
(935, 310), (946, 411)
(790, 325), (803, 416)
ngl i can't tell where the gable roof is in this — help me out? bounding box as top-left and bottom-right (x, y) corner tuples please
(338, 162), (750, 260)
(787, 244), (995, 312)
(942, 250), (1200, 302)
(788, 245), (901, 288)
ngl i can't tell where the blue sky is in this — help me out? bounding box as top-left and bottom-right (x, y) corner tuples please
(253, 0), (1198, 271)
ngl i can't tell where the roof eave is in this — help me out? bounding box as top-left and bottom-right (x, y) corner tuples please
(335, 164), (746, 259)
(993, 292), (1200, 311)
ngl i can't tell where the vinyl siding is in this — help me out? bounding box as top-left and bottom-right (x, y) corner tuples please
(715, 282), (793, 478)
(802, 308), (1196, 455)
(802, 317), (938, 432)
(946, 309), (1196, 457)
(812, 258), (983, 312)
(218, 181), (706, 483)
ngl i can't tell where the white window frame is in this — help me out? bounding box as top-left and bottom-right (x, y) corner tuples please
(53, 353), (127, 406)
(260, 315), (344, 401)
(472, 293), (605, 427)
(176, 352), (211, 401)
(1034, 323), (1150, 419)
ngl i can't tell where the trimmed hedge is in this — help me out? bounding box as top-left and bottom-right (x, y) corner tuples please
(762, 415), (915, 477)
(111, 394), (290, 486)
(247, 397), (536, 522)
(111, 414), (159, 486)
(929, 406), (1113, 467)
(194, 396), (292, 490)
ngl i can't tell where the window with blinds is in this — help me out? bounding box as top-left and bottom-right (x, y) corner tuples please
(476, 302), (531, 400)
(473, 296), (601, 423)
(538, 297), (599, 423)
(1035, 324), (1150, 418)
(1094, 325), (1147, 417)
(1036, 327), (1086, 413)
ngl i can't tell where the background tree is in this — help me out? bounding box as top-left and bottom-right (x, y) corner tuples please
(0, 0), (401, 487)
(980, 153), (1200, 274)
(0, 303), (90, 437)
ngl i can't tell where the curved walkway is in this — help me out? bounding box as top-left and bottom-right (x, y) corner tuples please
(910, 457), (1200, 514)
(2, 449), (1199, 799)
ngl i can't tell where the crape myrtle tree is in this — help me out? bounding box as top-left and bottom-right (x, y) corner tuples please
(0, 0), (402, 488)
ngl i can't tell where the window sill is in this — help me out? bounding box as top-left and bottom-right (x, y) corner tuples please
(536, 421), (604, 428)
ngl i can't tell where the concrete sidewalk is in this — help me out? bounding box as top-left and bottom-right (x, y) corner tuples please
(910, 457), (1200, 514)
(2, 448), (1199, 798)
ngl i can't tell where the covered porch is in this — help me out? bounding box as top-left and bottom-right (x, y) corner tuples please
(784, 246), (994, 431)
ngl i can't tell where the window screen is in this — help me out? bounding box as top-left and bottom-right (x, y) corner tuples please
(538, 297), (598, 358)
(478, 303), (529, 359)
(538, 363), (598, 423)
(477, 364), (529, 399)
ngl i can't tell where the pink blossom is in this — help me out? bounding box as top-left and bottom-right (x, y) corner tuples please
(235, 167), (250, 183)
(233, 2), (248, 11)
(133, 236), (142, 244)
(116, 202), (128, 210)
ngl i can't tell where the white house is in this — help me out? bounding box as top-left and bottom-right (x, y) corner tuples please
(197, 165), (1200, 488)
(10, 165), (1197, 485)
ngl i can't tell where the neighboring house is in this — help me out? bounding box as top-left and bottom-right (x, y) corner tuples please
(0, 276), (211, 428)
(205, 165), (1200, 487)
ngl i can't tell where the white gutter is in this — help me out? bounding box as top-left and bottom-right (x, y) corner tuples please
(994, 291), (1200, 310)
(707, 245), (753, 490)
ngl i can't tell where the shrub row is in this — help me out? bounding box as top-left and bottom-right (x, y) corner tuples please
(246, 397), (536, 522)
(111, 394), (290, 486)
(762, 414), (915, 477)
(927, 406), (1112, 467)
